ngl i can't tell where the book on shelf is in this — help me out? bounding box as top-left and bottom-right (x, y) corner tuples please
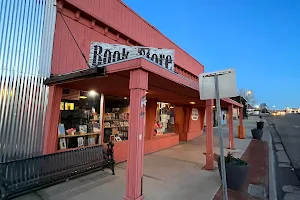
(59, 138), (67, 150)
(58, 123), (66, 135)
(88, 137), (95, 145)
(93, 122), (101, 133)
(77, 137), (85, 147)
(79, 125), (87, 133)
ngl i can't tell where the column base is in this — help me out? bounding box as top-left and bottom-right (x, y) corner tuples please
(202, 164), (216, 170)
(228, 141), (235, 149)
(123, 195), (144, 200)
(203, 152), (215, 170)
(238, 125), (246, 139)
(227, 147), (236, 150)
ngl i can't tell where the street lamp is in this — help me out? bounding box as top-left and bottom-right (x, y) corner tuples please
(245, 90), (252, 117)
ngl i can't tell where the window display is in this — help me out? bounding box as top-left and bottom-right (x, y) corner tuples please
(104, 108), (129, 143)
(103, 96), (130, 143)
(154, 102), (175, 136)
(58, 89), (102, 150)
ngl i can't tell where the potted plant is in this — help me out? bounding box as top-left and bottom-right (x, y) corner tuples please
(251, 128), (263, 140)
(218, 152), (249, 190)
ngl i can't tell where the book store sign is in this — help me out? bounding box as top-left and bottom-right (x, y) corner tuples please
(191, 108), (199, 121)
(89, 42), (175, 71)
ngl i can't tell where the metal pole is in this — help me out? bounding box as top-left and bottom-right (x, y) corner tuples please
(99, 93), (104, 144)
(214, 75), (228, 200)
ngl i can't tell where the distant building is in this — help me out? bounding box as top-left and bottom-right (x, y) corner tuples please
(286, 107), (300, 113)
(230, 96), (247, 118)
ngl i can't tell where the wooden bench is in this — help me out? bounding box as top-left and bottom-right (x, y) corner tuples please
(0, 142), (115, 200)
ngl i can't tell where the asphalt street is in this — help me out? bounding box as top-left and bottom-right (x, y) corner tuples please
(266, 114), (300, 200)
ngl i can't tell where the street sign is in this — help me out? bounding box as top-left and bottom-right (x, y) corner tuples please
(199, 68), (237, 100)
(199, 68), (238, 200)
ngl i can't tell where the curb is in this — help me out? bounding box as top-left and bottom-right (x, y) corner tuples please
(268, 124), (278, 200)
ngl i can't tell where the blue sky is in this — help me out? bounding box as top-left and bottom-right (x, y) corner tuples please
(123, 0), (300, 109)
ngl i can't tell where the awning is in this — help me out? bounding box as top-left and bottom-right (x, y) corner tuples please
(44, 57), (242, 108)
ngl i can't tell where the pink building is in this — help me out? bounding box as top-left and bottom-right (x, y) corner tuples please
(43, 1), (244, 199)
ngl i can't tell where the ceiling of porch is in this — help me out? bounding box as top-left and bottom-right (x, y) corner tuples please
(59, 70), (205, 106)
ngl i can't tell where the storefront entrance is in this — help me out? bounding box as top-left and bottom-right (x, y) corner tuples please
(44, 56), (207, 158)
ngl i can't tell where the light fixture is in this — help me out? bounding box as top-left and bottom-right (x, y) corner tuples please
(170, 106), (174, 109)
(212, 106), (216, 108)
(190, 101), (196, 104)
(124, 97), (127, 99)
(79, 91), (87, 99)
(88, 90), (98, 97)
(145, 91), (149, 94)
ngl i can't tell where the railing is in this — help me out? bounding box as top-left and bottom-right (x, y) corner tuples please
(0, 142), (115, 200)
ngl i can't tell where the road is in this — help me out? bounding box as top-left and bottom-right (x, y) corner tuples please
(267, 114), (300, 200)
(270, 114), (300, 170)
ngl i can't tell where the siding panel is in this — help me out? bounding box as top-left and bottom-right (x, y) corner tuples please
(0, 0), (56, 162)
(52, 15), (130, 74)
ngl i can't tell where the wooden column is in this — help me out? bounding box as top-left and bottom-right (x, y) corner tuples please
(43, 85), (63, 154)
(199, 107), (206, 130)
(239, 107), (243, 125)
(124, 69), (148, 200)
(204, 99), (214, 170)
(145, 99), (157, 140)
(182, 106), (191, 141)
(238, 107), (245, 139)
(228, 104), (234, 149)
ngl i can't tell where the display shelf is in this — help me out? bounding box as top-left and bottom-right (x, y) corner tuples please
(58, 132), (101, 138)
(104, 119), (128, 121)
(57, 144), (102, 153)
(104, 126), (129, 129)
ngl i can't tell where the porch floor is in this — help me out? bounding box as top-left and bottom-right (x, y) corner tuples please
(15, 117), (259, 200)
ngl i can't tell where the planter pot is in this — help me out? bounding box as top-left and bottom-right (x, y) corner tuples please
(251, 128), (263, 140)
(257, 121), (264, 129)
(218, 159), (249, 190)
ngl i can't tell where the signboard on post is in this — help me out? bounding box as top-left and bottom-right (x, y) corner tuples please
(89, 42), (175, 71)
(199, 69), (237, 100)
(199, 68), (237, 200)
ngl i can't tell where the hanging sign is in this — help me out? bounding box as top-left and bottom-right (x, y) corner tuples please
(191, 108), (199, 120)
(89, 42), (175, 71)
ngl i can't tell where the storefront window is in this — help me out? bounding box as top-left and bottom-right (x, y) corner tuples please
(58, 89), (102, 150)
(154, 102), (175, 136)
(103, 96), (129, 143)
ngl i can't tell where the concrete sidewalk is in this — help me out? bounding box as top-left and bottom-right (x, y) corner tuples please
(15, 117), (260, 200)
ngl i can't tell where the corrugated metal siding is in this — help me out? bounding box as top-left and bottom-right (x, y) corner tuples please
(0, 0), (56, 162)
(65, 0), (204, 76)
